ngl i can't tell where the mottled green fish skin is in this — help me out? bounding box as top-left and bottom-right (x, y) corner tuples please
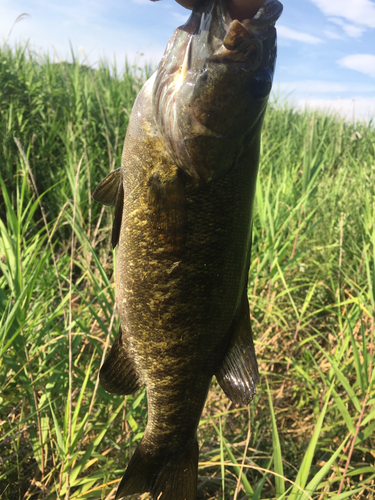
(93, 1), (283, 499)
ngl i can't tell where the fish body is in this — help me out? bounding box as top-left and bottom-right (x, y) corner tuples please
(93, 1), (282, 499)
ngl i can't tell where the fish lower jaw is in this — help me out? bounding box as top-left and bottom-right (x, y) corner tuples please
(226, 0), (283, 32)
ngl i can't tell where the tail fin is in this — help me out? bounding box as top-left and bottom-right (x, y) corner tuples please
(115, 439), (199, 500)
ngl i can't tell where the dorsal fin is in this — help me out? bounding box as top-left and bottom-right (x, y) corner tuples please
(111, 180), (124, 249)
(100, 326), (142, 395)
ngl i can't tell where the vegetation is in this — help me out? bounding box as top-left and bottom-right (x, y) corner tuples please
(0, 44), (374, 500)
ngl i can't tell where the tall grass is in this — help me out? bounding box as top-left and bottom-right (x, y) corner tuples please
(1, 45), (374, 500)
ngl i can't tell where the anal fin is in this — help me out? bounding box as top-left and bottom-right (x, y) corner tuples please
(100, 326), (142, 395)
(215, 292), (259, 406)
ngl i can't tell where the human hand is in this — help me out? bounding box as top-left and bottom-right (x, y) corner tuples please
(151, 0), (266, 20)
(149, 0), (197, 8)
(228, 0), (266, 20)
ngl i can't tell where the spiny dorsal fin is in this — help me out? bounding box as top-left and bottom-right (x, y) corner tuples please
(111, 180), (124, 249)
(215, 291), (259, 406)
(92, 168), (122, 207)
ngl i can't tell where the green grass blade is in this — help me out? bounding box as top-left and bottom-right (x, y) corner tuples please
(267, 380), (285, 496)
(302, 435), (350, 498)
(289, 385), (333, 500)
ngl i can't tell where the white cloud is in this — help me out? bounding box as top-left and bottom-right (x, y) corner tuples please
(276, 80), (375, 94)
(278, 81), (345, 93)
(342, 24), (366, 37)
(324, 30), (343, 40)
(277, 25), (323, 44)
(339, 54), (375, 78)
(292, 97), (375, 122)
(329, 17), (365, 38)
(310, 0), (375, 29)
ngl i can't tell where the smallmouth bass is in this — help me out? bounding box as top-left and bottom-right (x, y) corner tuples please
(93, 1), (282, 498)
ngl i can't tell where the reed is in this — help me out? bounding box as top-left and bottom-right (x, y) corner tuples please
(1, 45), (374, 499)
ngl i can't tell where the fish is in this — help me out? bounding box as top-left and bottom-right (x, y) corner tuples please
(92, 0), (282, 498)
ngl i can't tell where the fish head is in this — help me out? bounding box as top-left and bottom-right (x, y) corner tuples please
(152, 0), (283, 181)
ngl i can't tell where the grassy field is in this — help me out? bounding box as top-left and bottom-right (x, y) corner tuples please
(0, 44), (374, 500)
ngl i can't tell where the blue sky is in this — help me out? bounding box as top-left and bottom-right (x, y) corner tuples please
(1, 0), (375, 121)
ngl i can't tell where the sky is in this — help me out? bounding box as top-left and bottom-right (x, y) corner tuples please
(1, 0), (375, 122)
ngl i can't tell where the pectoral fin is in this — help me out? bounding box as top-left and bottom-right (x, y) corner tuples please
(100, 326), (142, 395)
(148, 168), (187, 255)
(216, 292), (259, 406)
(92, 168), (123, 248)
(92, 168), (122, 206)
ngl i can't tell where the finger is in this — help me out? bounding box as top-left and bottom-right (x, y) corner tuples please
(174, 0), (199, 8)
(149, 0), (199, 9)
(229, 0), (266, 21)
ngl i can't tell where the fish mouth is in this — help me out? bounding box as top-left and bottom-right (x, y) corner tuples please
(186, 0), (283, 70)
(153, 0), (283, 179)
(156, 0), (283, 84)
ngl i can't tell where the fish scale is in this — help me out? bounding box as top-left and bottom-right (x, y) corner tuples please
(92, 0), (283, 498)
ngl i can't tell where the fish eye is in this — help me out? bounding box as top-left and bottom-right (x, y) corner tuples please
(250, 67), (273, 100)
(200, 68), (208, 82)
